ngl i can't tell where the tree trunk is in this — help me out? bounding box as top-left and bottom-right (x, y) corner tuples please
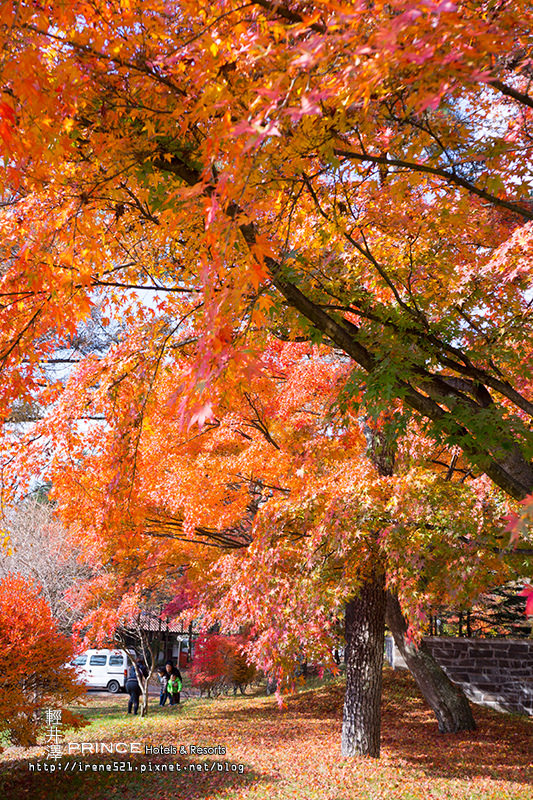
(385, 591), (476, 733)
(342, 570), (385, 758)
(140, 680), (148, 717)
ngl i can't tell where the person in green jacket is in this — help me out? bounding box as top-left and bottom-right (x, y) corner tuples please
(165, 660), (182, 705)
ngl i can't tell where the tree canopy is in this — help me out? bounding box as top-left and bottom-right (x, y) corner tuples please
(38, 339), (522, 670)
(1, 0), (533, 502)
(1, 0), (533, 758)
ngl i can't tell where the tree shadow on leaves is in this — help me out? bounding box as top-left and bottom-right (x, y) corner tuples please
(0, 753), (263, 800)
(377, 668), (532, 785)
(205, 667), (532, 786)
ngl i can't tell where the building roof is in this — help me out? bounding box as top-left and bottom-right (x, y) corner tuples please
(137, 611), (192, 634)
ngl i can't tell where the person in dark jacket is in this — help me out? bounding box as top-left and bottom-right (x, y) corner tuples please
(158, 667), (169, 706)
(165, 659), (183, 705)
(126, 659), (147, 715)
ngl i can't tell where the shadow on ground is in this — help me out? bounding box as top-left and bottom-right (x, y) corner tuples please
(0, 667), (530, 799)
(204, 667), (532, 786)
(0, 752), (264, 800)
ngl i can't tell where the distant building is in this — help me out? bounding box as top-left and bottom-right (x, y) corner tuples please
(120, 610), (198, 668)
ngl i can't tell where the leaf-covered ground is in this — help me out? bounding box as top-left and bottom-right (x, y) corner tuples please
(1, 667), (531, 800)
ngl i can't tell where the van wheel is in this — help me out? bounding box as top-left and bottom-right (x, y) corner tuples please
(107, 680), (120, 694)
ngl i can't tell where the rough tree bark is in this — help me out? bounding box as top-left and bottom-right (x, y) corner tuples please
(386, 591), (476, 732)
(341, 569), (386, 758)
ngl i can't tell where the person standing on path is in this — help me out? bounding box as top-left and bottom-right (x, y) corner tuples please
(126, 659), (147, 715)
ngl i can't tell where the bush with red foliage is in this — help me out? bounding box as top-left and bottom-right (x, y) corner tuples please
(190, 634), (256, 697)
(0, 573), (86, 746)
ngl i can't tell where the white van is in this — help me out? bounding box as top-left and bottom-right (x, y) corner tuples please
(71, 649), (130, 693)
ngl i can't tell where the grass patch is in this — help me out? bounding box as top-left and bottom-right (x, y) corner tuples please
(0, 667), (531, 800)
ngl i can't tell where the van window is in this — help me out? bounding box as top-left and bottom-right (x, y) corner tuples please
(72, 656), (87, 666)
(89, 655), (107, 666)
(109, 655), (124, 666)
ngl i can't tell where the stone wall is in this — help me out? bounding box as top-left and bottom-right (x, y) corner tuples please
(385, 636), (533, 716)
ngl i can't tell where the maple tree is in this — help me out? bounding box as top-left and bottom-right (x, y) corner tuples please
(17, 337), (525, 755)
(1, 0), (533, 757)
(0, 573), (86, 747)
(189, 634), (256, 696)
